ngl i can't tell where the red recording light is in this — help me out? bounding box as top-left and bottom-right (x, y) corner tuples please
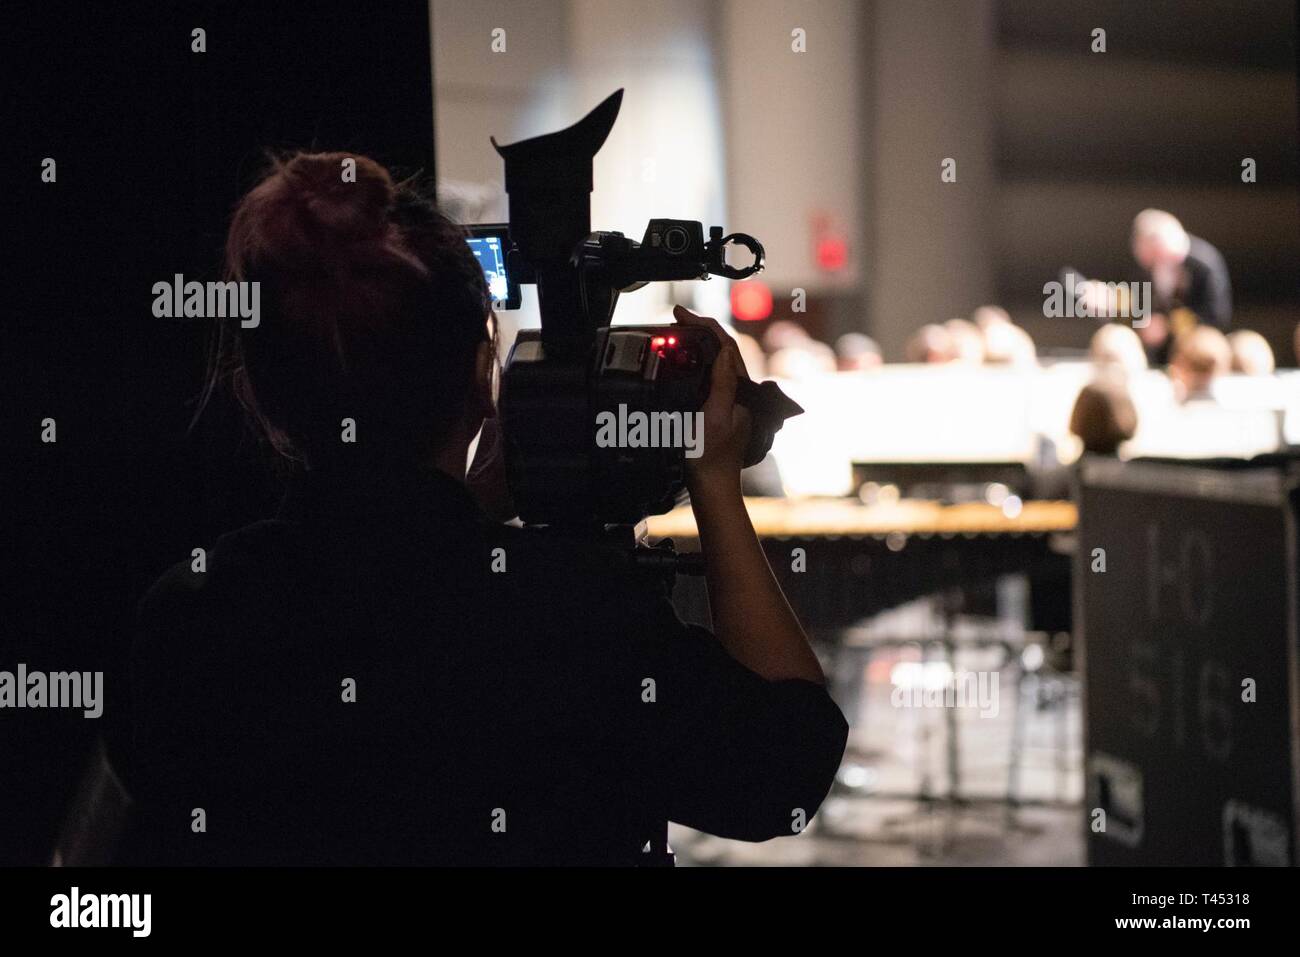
(651, 334), (679, 359)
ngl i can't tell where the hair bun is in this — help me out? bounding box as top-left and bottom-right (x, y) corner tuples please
(274, 152), (397, 260)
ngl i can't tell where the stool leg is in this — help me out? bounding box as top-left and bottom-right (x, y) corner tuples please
(1006, 666), (1028, 827)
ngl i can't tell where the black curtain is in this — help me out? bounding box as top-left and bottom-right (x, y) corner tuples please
(5, 0), (436, 864)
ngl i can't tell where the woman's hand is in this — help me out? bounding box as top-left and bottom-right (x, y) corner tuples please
(672, 305), (753, 492)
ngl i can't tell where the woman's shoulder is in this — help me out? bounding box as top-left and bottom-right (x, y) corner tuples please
(474, 524), (687, 643)
(137, 518), (296, 626)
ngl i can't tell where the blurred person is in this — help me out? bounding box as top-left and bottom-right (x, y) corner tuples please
(1130, 209), (1232, 364)
(833, 332), (882, 371)
(122, 152), (847, 865)
(971, 304), (1012, 331)
(904, 323), (956, 364)
(943, 317), (985, 364)
(981, 319), (1037, 368)
(768, 340), (837, 379)
(1070, 375), (1139, 455)
(1170, 324), (1232, 402)
(1227, 329), (1275, 376)
(1034, 374), (1138, 501)
(1029, 371), (1137, 657)
(761, 318), (809, 354)
(1089, 322), (1148, 376)
(730, 329), (768, 380)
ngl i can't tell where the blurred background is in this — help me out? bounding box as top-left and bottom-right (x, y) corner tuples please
(432, 0), (1300, 867)
(433, 0), (1298, 360)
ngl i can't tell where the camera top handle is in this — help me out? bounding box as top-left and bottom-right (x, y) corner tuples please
(706, 228), (765, 281)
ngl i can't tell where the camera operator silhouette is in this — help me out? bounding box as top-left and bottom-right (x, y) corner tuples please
(119, 151), (848, 865)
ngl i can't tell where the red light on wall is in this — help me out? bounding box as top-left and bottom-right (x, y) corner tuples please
(816, 236), (848, 272)
(731, 280), (773, 322)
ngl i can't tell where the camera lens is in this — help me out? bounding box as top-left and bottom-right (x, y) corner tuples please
(663, 226), (689, 254)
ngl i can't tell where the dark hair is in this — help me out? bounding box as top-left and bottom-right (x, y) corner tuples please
(199, 151), (493, 464)
(1070, 376), (1138, 455)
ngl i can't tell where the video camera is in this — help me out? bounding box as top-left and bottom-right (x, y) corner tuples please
(468, 89), (801, 528)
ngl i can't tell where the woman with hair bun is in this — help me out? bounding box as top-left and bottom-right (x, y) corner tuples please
(124, 152), (847, 865)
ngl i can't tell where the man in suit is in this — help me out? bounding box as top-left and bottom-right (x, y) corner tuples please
(1130, 209), (1233, 364)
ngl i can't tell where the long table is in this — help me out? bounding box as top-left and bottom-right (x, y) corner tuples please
(647, 498), (1075, 631)
(646, 498), (1076, 543)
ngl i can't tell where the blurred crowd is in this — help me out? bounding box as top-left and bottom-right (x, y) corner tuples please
(723, 208), (1291, 467)
(733, 304), (1289, 473)
(729, 303), (1288, 465)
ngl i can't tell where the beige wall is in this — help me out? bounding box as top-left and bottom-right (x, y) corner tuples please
(869, 0), (998, 359)
(432, 0), (729, 332)
(719, 0), (866, 295)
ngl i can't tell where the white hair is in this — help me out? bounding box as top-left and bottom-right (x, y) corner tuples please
(1132, 208), (1190, 258)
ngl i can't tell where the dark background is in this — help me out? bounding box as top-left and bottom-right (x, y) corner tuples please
(5, 1), (436, 865)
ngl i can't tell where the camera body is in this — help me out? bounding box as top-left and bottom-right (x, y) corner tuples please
(501, 322), (722, 525)
(473, 89), (799, 527)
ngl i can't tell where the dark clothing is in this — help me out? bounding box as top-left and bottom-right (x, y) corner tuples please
(1147, 234), (1232, 364)
(122, 466), (847, 865)
(1177, 235), (1233, 332)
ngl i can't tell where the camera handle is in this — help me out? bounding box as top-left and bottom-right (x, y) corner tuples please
(706, 226), (765, 280)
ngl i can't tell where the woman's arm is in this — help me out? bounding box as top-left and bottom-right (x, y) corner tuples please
(674, 307), (825, 685)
